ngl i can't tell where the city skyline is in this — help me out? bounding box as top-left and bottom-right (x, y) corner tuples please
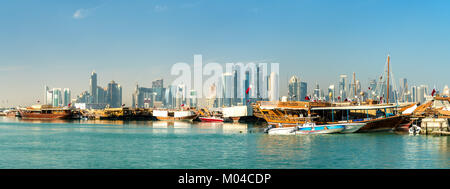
(1, 0), (450, 106)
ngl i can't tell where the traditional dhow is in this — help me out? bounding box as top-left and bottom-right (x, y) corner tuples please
(18, 105), (74, 119)
(256, 101), (405, 133)
(97, 107), (154, 120)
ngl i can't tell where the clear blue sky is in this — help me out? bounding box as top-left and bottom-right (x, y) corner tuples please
(0, 0), (449, 106)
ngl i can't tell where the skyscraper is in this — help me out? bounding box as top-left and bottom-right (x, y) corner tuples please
(132, 83), (155, 108)
(244, 70), (250, 104)
(152, 79), (163, 88)
(45, 85), (53, 105)
(90, 71), (98, 104)
(268, 72), (279, 102)
(328, 85), (335, 102)
(368, 79), (377, 99)
(288, 75), (307, 101)
(222, 72), (233, 107)
(399, 78), (408, 102)
(288, 76), (300, 101)
(63, 88), (71, 106)
(411, 85), (417, 102)
(313, 82), (320, 99)
(151, 79), (165, 102)
(106, 80), (122, 108)
(339, 74), (348, 100)
(52, 88), (62, 107)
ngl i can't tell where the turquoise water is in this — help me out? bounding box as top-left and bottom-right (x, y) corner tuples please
(0, 117), (448, 169)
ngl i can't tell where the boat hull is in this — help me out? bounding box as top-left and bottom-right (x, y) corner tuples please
(156, 114), (198, 121)
(268, 125), (345, 135)
(355, 115), (405, 132)
(295, 125), (345, 134)
(19, 112), (73, 119)
(199, 117), (224, 122)
(340, 123), (366, 133)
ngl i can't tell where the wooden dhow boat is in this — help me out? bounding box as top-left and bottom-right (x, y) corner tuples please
(18, 105), (74, 119)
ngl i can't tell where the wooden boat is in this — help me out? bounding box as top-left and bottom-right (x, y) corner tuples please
(18, 105), (73, 119)
(257, 101), (405, 133)
(257, 54), (406, 132)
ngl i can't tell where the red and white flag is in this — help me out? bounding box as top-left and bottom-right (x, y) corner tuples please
(245, 85), (252, 94)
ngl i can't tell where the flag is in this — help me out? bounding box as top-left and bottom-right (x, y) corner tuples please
(245, 86), (251, 94)
(431, 89), (436, 97)
(305, 96), (310, 101)
(181, 104), (184, 107)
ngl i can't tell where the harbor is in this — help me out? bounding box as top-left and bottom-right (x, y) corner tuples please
(1, 96), (449, 136)
(0, 116), (449, 169)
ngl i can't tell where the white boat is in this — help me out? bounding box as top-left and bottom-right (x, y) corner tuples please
(339, 123), (366, 133)
(153, 109), (198, 121)
(409, 124), (421, 135)
(267, 122), (345, 135)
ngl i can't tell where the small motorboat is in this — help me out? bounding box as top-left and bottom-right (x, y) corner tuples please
(199, 116), (224, 122)
(339, 123), (366, 133)
(409, 124), (421, 135)
(267, 122), (345, 135)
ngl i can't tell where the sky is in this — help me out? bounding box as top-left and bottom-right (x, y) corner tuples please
(0, 0), (449, 107)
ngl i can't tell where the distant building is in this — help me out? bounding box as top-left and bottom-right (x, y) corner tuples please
(222, 72), (233, 107)
(256, 65), (267, 100)
(106, 80), (122, 108)
(313, 82), (320, 99)
(151, 79), (165, 102)
(339, 74), (348, 100)
(90, 71), (98, 103)
(418, 85), (428, 103)
(45, 85), (53, 105)
(132, 84), (155, 108)
(288, 75), (307, 101)
(411, 85), (418, 102)
(45, 86), (70, 107)
(63, 88), (71, 106)
(399, 78), (408, 102)
(189, 90), (197, 107)
(268, 72), (279, 102)
(327, 85), (335, 102)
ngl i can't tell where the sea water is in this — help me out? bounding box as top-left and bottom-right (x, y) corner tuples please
(0, 117), (448, 169)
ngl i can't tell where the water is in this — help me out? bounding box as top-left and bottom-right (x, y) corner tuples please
(0, 117), (448, 169)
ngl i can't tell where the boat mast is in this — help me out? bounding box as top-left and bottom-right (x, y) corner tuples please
(386, 55), (390, 104)
(353, 72), (357, 100)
